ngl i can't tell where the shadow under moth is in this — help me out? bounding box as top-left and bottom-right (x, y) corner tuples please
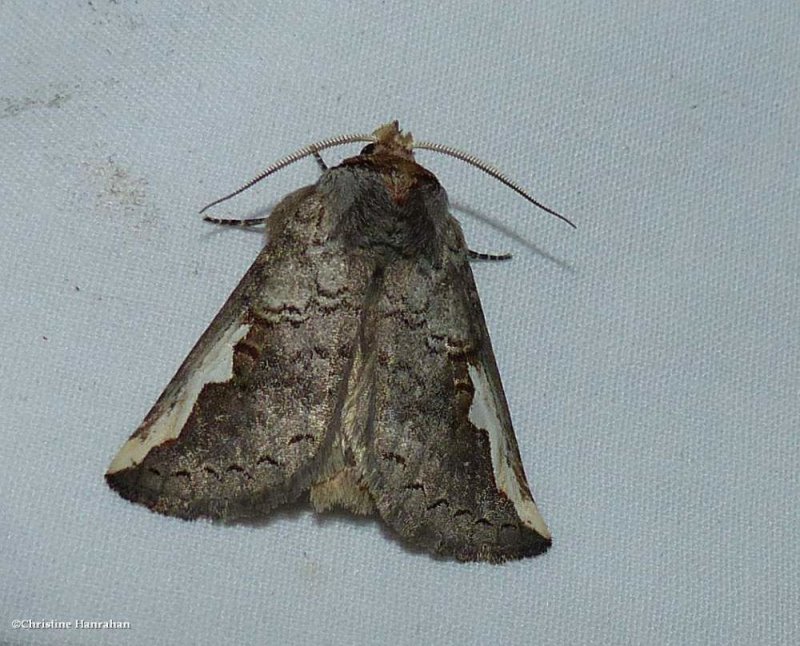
(106, 121), (573, 562)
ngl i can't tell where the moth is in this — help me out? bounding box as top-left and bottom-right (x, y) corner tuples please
(106, 122), (573, 562)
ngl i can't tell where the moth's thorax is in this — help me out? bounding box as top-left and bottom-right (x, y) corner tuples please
(341, 153), (438, 206)
(319, 153), (452, 263)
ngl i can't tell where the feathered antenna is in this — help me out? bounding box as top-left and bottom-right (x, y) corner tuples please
(413, 140), (575, 228)
(200, 123), (574, 229)
(199, 132), (374, 214)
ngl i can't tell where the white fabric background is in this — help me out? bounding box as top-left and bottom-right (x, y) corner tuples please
(2, 2), (797, 644)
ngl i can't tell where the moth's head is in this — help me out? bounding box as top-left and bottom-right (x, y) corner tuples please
(199, 120), (574, 230)
(359, 121), (415, 161)
(343, 121), (437, 208)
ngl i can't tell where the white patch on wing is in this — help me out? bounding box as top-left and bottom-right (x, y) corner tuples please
(107, 321), (252, 474)
(467, 363), (551, 539)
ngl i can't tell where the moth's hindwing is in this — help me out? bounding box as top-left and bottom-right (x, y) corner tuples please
(353, 252), (551, 562)
(106, 186), (370, 520)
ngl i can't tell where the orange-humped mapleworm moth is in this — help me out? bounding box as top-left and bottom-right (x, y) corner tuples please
(106, 121), (573, 562)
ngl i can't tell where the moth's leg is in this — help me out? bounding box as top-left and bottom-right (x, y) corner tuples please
(467, 249), (512, 261)
(203, 215), (269, 226)
(313, 151), (328, 171)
